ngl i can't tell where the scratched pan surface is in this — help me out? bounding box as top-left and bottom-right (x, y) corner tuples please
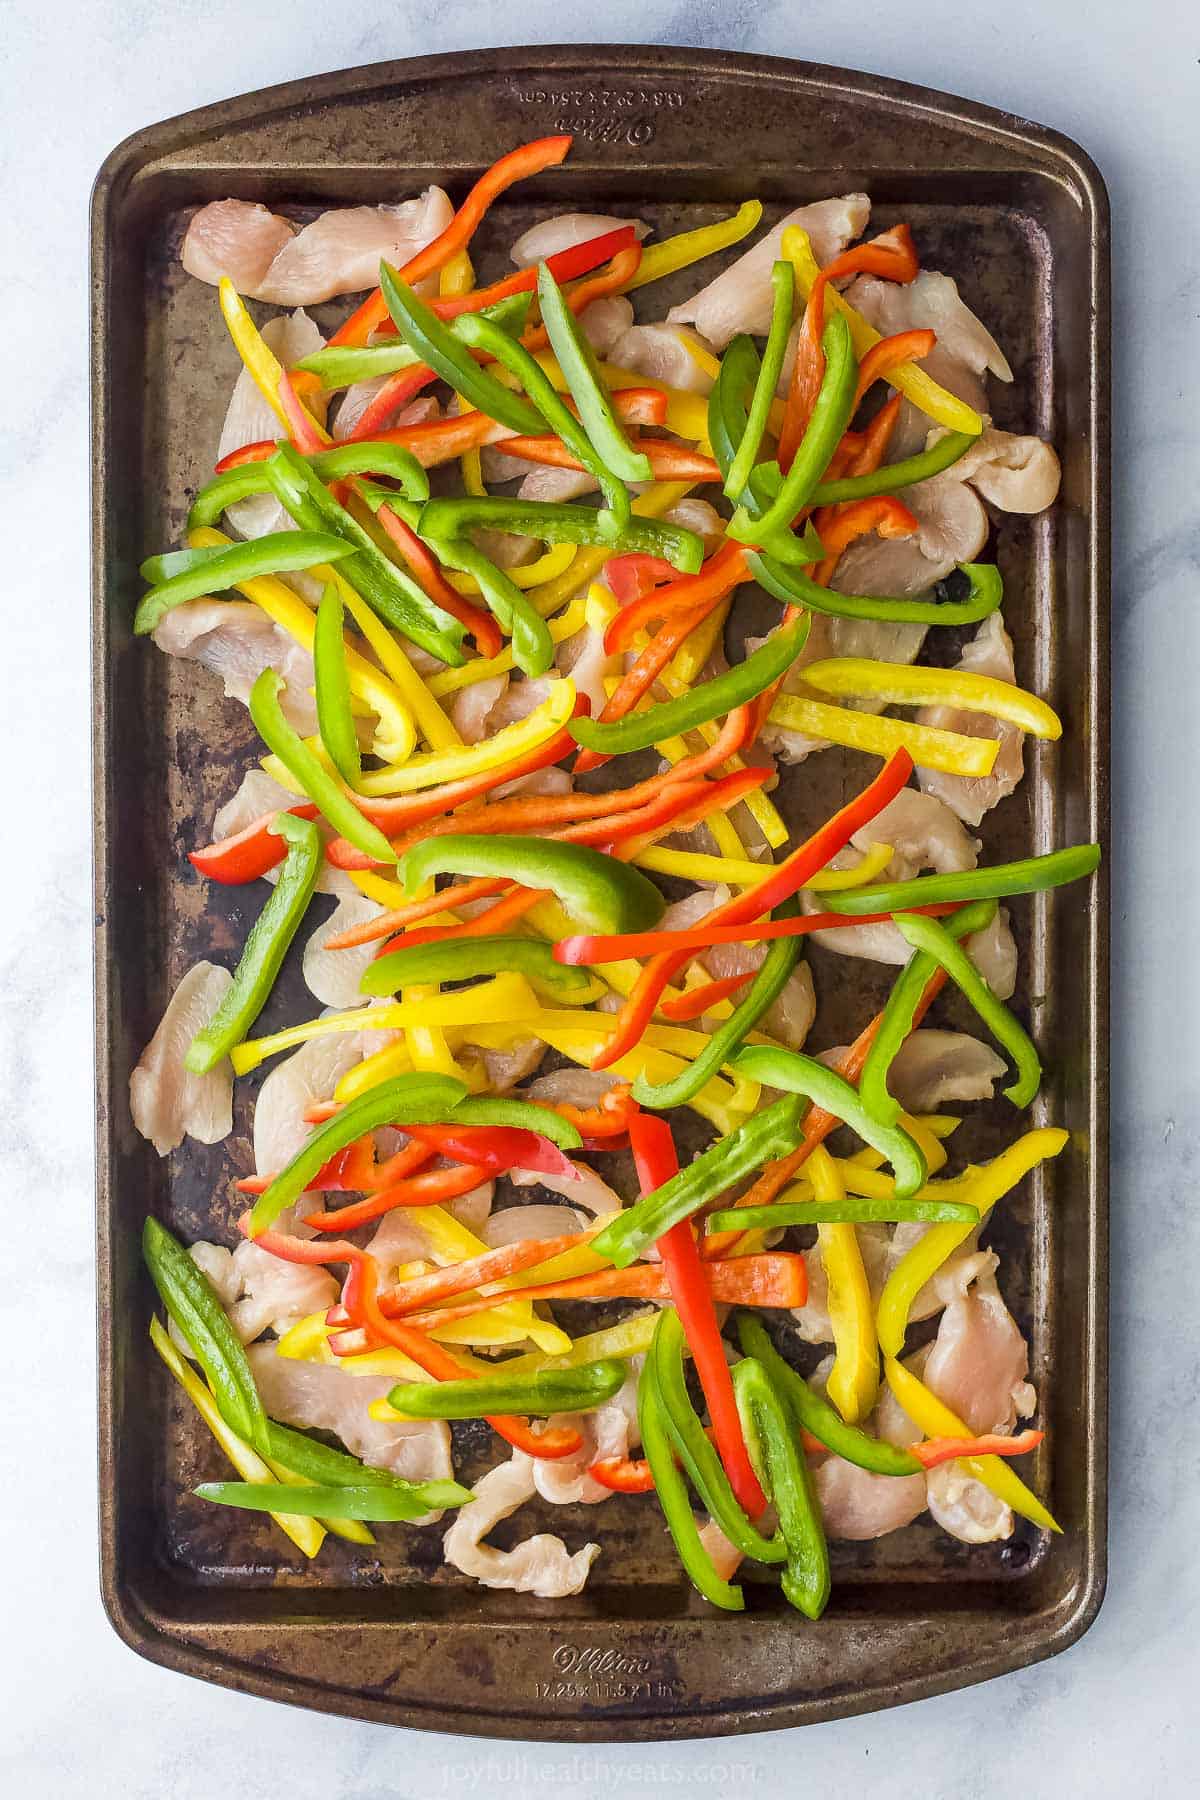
(92, 46), (1109, 1739)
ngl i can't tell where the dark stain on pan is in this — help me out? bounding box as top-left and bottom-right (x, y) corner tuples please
(93, 45), (1108, 1739)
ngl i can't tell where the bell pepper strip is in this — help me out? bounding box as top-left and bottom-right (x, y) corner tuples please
(806, 497), (919, 589)
(194, 1479), (467, 1523)
(434, 223), (638, 318)
(361, 935), (592, 999)
(708, 1192), (979, 1229)
(731, 1045), (925, 1199)
(910, 1429), (1045, 1471)
(707, 332), (772, 512)
(570, 600), (737, 777)
(806, 1146), (879, 1425)
(190, 440), (430, 530)
(183, 812), (321, 1074)
(498, 434), (718, 484)
(246, 1073), (467, 1236)
(216, 275), (329, 431)
(189, 803), (320, 886)
(308, 1164), (502, 1230)
(271, 1417), (473, 1511)
(385, 1359), (626, 1420)
(588, 1455), (656, 1493)
(374, 886), (550, 951)
(809, 428), (975, 506)
(262, 444), (465, 665)
(248, 669), (398, 865)
(767, 694), (1001, 777)
(637, 1353), (744, 1611)
(852, 327), (937, 408)
(327, 876), (515, 951)
(659, 972), (754, 1021)
(724, 259), (795, 501)
(377, 263), (545, 434)
(892, 911), (1041, 1105)
(604, 553), (679, 605)
(343, 365), (442, 440)
(631, 1114), (768, 1522)
(328, 135), (574, 348)
(750, 553), (1003, 628)
(143, 1218), (270, 1449)
(604, 541), (754, 656)
(355, 677), (578, 797)
(373, 504), (502, 657)
(875, 1128), (1069, 1360)
(133, 533), (353, 635)
(519, 241), (645, 355)
(626, 199), (762, 290)
(799, 658), (1064, 739)
(415, 531), (555, 678)
(400, 835), (664, 936)
(827, 843), (1104, 917)
(650, 1306), (782, 1562)
(312, 585), (361, 787)
(418, 494), (704, 575)
(357, 1228), (600, 1317)
(295, 291), (533, 390)
(732, 1356), (830, 1618)
(495, 1310), (658, 1377)
(534, 260), (652, 486)
(592, 1096), (804, 1268)
(727, 310), (857, 548)
(884, 1356), (1060, 1532)
(325, 573), (460, 755)
(423, 1094), (583, 1151)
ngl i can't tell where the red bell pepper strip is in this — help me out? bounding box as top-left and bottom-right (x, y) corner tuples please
(331, 1228), (602, 1323)
(372, 886), (551, 956)
(337, 384), (667, 471)
(909, 1429), (1044, 1471)
(328, 135), (575, 348)
(572, 595), (734, 776)
(189, 803), (319, 886)
(276, 368), (326, 455)
(236, 1136), (436, 1196)
(631, 1113), (766, 1518)
(550, 1084), (639, 1139)
(374, 501), (503, 655)
(402, 1122), (581, 1183)
(520, 242), (644, 353)
(658, 971), (755, 1021)
(557, 900), (961, 965)
(604, 540), (753, 654)
(496, 434), (720, 485)
(590, 748), (915, 1068)
(324, 874), (514, 948)
(306, 1162), (497, 1230)
(852, 328), (936, 408)
(808, 494), (918, 588)
(809, 398), (904, 585)
(341, 366), (441, 442)
(603, 553), (678, 605)
(588, 1454), (656, 1493)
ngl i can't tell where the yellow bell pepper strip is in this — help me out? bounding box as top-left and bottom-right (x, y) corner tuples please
(439, 247), (474, 296)
(805, 842), (896, 890)
(217, 276), (329, 440)
(894, 911), (1042, 1105)
(143, 1219), (268, 1449)
(883, 1356), (1060, 1532)
(875, 1127), (1070, 1359)
(824, 843), (1104, 918)
(232, 973), (544, 1077)
(732, 1355), (830, 1618)
(134, 534), (353, 635)
(782, 227), (985, 437)
(428, 593), (587, 694)
(807, 1145), (879, 1424)
(185, 812), (321, 1074)
(491, 1310), (659, 1376)
(330, 575), (458, 753)
(443, 539), (577, 598)
(799, 658), (1064, 740)
(625, 200), (763, 290)
(731, 1045), (927, 1200)
(401, 836), (666, 936)
(354, 676), (577, 796)
(332, 1036), (413, 1103)
(249, 669), (398, 865)
(312, 584), (361, 787)
(149, 1319), (325, 1558)
(766, 693), (1001, 777)
(632, 847), (772, 887)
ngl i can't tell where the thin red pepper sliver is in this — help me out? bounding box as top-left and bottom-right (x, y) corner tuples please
(307, 1162), (496, 1229)
(604, 540), (753, 654)
(604, 554), (678, 605)
(189, 803), (319, 885)
(909, 1429), (1045, 1471)
(632, 1113), (767, 1519)
(556, 900), (961, 964)
(658, 971), (755, 1021)
(276, 368), (326, 454)
(374, 501), (503, 655)
(343, 366), (440, 442)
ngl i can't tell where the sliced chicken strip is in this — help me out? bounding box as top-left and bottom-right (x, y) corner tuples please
(609, 323), (717, 393)
(302, 894), (384, 1009)
(922, 1270), (1037, 1436)
(509, 213), (649, 265)
(878, 1029), (1008, 1113)
(917, 613), (1026, 827)
(532, 1373), (641, 1506)
(153, 599), (319, 736)
(443, 1452), (601, 1596)
(130, 962), (234, 1156)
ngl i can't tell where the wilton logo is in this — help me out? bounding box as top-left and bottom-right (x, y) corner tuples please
(552, 1643), (654, 1678)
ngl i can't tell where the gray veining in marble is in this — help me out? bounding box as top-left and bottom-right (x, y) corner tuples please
(2, 1), (1196, 1792)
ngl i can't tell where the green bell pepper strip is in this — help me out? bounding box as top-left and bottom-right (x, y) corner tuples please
(455, 308), (633, 530)
(631, 896), (804, 1110)
(134, 533), (354, 635)
(724, 260), (795, 502)
(859, 899), (998, 1128)
(312, 584), (361, 788)
(824, 843), (1103, 916)
(360, 936), (593, 1002)
(591, 1095), (805, 1268)
(418, 532), (555, 677)
(727, 310), (857, 548)
(732, 1356), (830, 1618)
(730, 1046), (926, 1200)
(707, 335), (821, 557)
(249, 668), (398, 866)
(295, 291), (534, 389)
(379, 261), (546, 436)
(417, 494), (705, 575)
(400, 835), (666, 936)
(894, 911), (1042, 1106)
(637, 1353), (744, 1611)
(748, 554), (1004, 627)
(807, 430), (976, 505)
(195, 1481), (461, 1522)
(142, 1218), (269, 1450)
(536, 261), (654, 487)
(737, 1314), (924, 1478)
(184, 812), (322, 1075)
(263, 442), (465, 665)
(188, 442), (430, 532)
(707, 1195), (979, 1230)
(568, 617), (811, 757)
(387, 1359), (626, 1420)
(263, 1420), (471, 1505)
(437, 1095), (583, 1151)
(247, 1072), (468, 1234)
(651, 1310), (785, 1563)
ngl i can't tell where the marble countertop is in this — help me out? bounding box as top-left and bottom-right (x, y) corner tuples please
(5, 2), (1195, 1792)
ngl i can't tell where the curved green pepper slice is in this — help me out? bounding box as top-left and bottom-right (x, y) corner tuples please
(188, 441), (430, 532)
(249, 668), (397, 865)
(143, 1217), (268, 1450)
(824, 843), (1103, 916)
(379, 261), (545, 436)
(387, 1358), (626, 1420)
(637, 1352), (744, 1611)
(895, 910), (1042, 1106)
(399, 835), (666, 937)
(417, 494), (704, 575)
(748, 555), (1004, 627)
(361, 935), (592, 1001)
(536, 261), (653, 487)
(732, 1355), (831, 1618)
(135, 532), (354, 635)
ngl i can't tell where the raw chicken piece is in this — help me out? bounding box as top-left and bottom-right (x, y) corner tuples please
(153, 600), (318, 736)
(925, 1462), (1013, 1543)
(830, 472), (990, 597)
(460, 1038), (546, 1094)
(517, 464), (599, 504)
(609, 323), (717, 392)
(578, 294), (635, 356)
(532, 1373), (641, 1506)
(556, 620), (615, 717)
(184, 1237), (337, 1345)
(495, 767), (574, 800)
(812, 1452), (928, 1540)
(481, 1206), (588, 1247)
(253, 1030), (384, 1177)
(443, 1453), (601, 1595)
(879, 1029), (1008, 1113)
(485, 676), (557, 733)
(216, 310), (325, 539)
(509, 1161), (623, 1218)
(917, 613), (1026, 827)
(697, 1518), (744, 1582)
(922, 1270), (1036, 1435)
(333, 385), (439, 442)
(302, 894), (383, 1009)
(130, 963), (233, 1156)
(183, 189), (454, 304)
(792, 1226), (893, 1345)
(509, 213), (649, 265)
(450, 674), (508, 745)
(938, 427), (1061, 514)
(964, 907), (1018, 1002)
(248, 1343), (454, 1492)
(526, 1069), (622, 1110)
(663, 497), (726, 548)
(209, 767), (356, 899)
(668, 195), (871, 348)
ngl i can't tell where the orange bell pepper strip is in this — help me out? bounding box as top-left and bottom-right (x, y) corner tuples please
(659, 972), (755, 1021)
(604, 539), (753, 654)
(495, 433), (720, 485)
(853, 328), (936, 408)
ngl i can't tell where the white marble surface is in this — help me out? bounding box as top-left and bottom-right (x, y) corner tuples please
(3, 2), (1195, 1792)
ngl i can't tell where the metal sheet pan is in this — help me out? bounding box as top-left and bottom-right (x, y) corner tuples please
(92, 44), (1109, 1739)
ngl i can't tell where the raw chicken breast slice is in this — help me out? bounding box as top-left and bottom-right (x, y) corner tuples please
(937, 426), (1061, 514)
(509, 1161), (624, 1218)
(129, 963), (233, 1156)
(509, 213), (650, 265)
(609, 323), (717, 392)
(917, 613), (1026, 827)
(668, 195), (870, 349)
(152, 599), (319, 736)
(443, 1453), (601, 1595)
(182, 1238), (338, 1345)
(879, 1029), (1008, 1113)
(302, 894), (384, 1009)
(517, 465), (599, 505)
(921, 1270), (1037, 1436)
(532, 1373), (641, 1505)
(556, 619), (616, 718)
(925, 1461), (1013, 1543)
(578, 294), (635, 356)
(182, 200), (297, 291)
(813, 1453), (928, 1540)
